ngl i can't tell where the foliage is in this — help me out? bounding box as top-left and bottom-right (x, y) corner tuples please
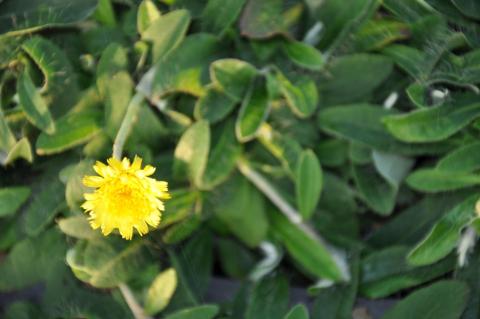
(1, 0), (480, 318)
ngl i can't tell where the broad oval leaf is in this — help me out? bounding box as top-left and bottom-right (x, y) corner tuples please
(173, 120), (210, 186)
(383, 96), (480, 143)
(407, 195), (477, 266)
(142, 9), (191, 62)
(0, 187), (30, 218)
(278, 73), (319, 118)
(317, 104), (449, 155)
(283, 41), (325, 71)
(210, 58), (257, 101)
(319, 54), (393, 105)
(269, 209), (344, 281)
(406, 169), (480, 193)
(296, 150), (323, 219)
(22, 37), (80, 117)
(210, 175), (269, 247)
(66, 239), (145, 288)
(194, 85), (237, 123)
(246, 276), (290, 319)
(0, 0), (98, 36)
(451, 0), (480, 20)
(36, 110), (102, 155)
(137, 0), (161, 34)
(284, 304), (309, 319)
(382, 280), (469, 319)
(145, 268), (178, 315)
(236, 77), (271, 142)
(199, 120), (242, 190)
(24, 177), (65, 236)
(164, 305), (219, 319)
(58, 215), (99, 240)
(436, 142), (480, 173)
(17, 71), (55, 134)
(201, 0), (246, 35)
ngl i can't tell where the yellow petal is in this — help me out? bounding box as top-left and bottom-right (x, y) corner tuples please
(131, 155), (142, 170)
(83, 175), (104, 187)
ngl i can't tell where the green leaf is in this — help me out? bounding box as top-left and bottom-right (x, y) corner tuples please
(310, 252), (360, 319)
(161, 189), (199, 228)
(0, 0), (98, 36)
(0, 229), (67, 291)
(0, 187), (30, 218)
(201, 0), (246, 35)
(319, 54), (393, 105)
(383, 96), (480, 142)
(145, 268), (178, 315)
(17, 70), (55, 134)
(168, 231), (213, 305)
(142, 9), (191, 62)
(455, 247), (480, 319)
(436, 142), (480, 173)
(367, 191), (475, 249)
(236, 77), (271, 142)
(246, 275), (289, 319)
(360, 246), (454, 298)
(217, 238), (256, 279)
(269, 209), (344, 281)
(137, 0), (161, 34)
(162, 215), (201, 244)
(174, 120), (210, 186)
(96, 43), (132, 138)
(194, 85), (237, 123)
(138, 34), (219, 98)
(24, 177), (65, 236)
(94, 0), (116, 27)
(406, 169), (480, 193)
(211, 174), (268, 247)
(36, 110), (102, 155)
(239, 0), (286, 39)
(284, 304), (309, 319)
(317, 104), (449, 155)
(451, 0), (480, 20)
(277, 73), (318, 118)
(58, 215), (99, 240)
(407, 195), (477, 266)
(382, 281), (469, 319)
(296, 150), (323, 219)
(372, 151), (414, 187)
(199, 120), (242, 189)
(351, 19), (409, 52)
(258, 124), (303, 177)
(1, 138), (33, 165)
(308, 0), (380, 50)
(283, 41), (324, 71)
(164, 305), (219, 319)
(66, 238), (145, 288)
(353, 164), (397, 216)
(210, 58), (257, 101)
(64, 160), (95, 212)
(22, 36), (80, 116)
(0, 97), (16, 153)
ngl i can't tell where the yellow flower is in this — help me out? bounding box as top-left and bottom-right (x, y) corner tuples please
(81, 156), (170, 240)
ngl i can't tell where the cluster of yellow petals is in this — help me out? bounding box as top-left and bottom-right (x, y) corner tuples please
(81, 156), (170, 240)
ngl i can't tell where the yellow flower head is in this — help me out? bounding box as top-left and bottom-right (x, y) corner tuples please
(81, 156), (170, 240)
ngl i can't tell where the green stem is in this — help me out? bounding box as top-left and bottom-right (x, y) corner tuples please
(118, 283), (152, 319)
(112, 92), (145, 159)
(237, 158), (350, 281)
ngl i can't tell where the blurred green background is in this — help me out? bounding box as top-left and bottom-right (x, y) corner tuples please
(2, 0), (480, 318)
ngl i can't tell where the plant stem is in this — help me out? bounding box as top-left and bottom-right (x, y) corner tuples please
(119, 283), (152, 319)
(237, 158), (350, 281)
(112, 92), (145, 160)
